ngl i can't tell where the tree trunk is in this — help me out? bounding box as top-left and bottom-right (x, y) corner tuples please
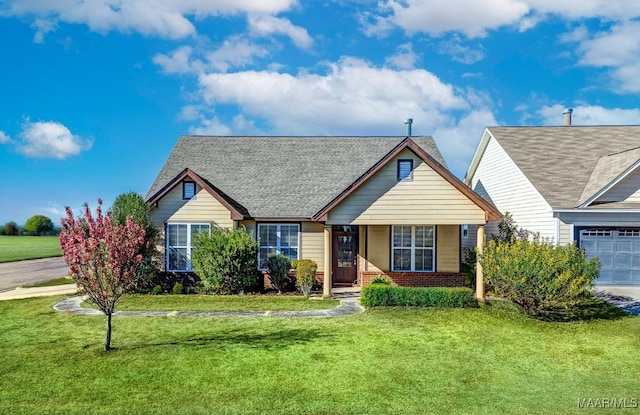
(104, 312), (112, 351)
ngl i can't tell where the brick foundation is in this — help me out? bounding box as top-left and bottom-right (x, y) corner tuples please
(360, 271), (465, 287)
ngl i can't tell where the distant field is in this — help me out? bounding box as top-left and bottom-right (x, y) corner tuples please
(0, 236), (62, 263)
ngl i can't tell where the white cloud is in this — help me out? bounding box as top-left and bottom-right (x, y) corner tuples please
(366, 0), (640, 38)
(570, 21), (640, 93)
(5, 0), (298, 40)
(15, 120), (92, 159)
(385, 43), (419, 69)
(371, 0), (529, 38)
(205, 36), (270, 72)
(537, 104), (640, 126)
(438, 37), (485, 64)
(31, 18), (56, 43)
(0, 131), (10, 143)
(433, 108), (498, 176)
(194, 57), (468, 135)
(153, 46), (197, 74)
(247, 14), (313, 49)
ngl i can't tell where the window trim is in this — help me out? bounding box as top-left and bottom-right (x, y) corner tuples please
(391, 225), (435, 272)
(257, 223), (301, 270)
(462, 224), (469, 239)
(397, 159), (414, 181)
(166, 222), (211, 272)
(182, 181), (196, 200)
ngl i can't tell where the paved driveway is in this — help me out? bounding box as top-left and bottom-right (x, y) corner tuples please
(595, 286), (640, 316)
(0, 257), (68, 291)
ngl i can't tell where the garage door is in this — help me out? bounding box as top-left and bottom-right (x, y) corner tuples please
(580, 228), (640, 285)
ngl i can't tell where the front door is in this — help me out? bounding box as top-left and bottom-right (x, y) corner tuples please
(332, 226), (359, 286)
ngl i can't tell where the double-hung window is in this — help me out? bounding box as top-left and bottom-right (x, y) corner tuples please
(392, 225), (434, 271)
(166, 223), (210, 271)
(257, 224), (300, 269)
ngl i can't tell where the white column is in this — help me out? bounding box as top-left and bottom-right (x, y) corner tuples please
(476, 225), (485, 300)
(323, 225), (332, 298)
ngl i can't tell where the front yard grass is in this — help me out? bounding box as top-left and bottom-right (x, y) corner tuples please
(0, 235), (62, 262)
(0, 296), (638, 415)
(82, 294), (340, 312)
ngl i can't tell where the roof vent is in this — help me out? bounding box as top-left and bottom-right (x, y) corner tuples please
(563, 108), (573, 126)
(404, 118), (413, 136)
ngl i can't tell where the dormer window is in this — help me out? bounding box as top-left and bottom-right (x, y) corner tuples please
(397, 159), (413, 181)
(182, 181), (196, 200)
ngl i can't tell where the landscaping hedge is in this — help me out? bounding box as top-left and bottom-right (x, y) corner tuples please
(361, 285), (477, 308)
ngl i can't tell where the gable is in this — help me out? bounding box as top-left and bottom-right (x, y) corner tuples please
(326, 148), (488, 225)
(469, 133), (557, 240)
(596, 167), (640, 204)
(150, 179), (234, 229)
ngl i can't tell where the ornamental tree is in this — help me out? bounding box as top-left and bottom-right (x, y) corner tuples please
(59, 200), (146, 351)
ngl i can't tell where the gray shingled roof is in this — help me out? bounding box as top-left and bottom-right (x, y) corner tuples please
(487, 126), (640, 208)
(147, 136), (446, 218)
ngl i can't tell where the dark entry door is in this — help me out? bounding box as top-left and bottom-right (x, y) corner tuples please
(333, 226), (358, 285)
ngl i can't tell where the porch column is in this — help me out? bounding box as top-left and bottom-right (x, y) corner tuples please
(476, 225), (485, 300)
(323, 225), (332, 298)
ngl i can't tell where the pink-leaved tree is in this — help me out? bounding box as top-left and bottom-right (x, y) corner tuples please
(59, 200), (146, 351)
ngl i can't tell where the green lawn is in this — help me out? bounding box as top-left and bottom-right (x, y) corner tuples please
(83, 294), (340, 312)
(0, 235), (62, 262)
(0, 296), (638, 415)
(24, 277), (74, 288)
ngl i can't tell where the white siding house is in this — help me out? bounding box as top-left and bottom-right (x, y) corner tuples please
(464, 125), (640, 286)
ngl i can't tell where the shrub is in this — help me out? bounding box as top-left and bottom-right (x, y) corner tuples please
(110, 192), (160, 292)
(370, 275), (391, 285)
(361, 286), (476, 308)
(479, 238), (600, 315)
(191, 226), (259, 294)
(294, 259), (317, 299)
(151, 285), (163, 295)
(266, 253), (291, 294)
(171, 283), (184, 295)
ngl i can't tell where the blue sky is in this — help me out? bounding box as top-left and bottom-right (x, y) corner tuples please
(1, 1), (640, 226)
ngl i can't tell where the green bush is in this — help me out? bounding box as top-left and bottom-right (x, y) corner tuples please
(370, 275), (391, 285)
(479, 238), (600, 315)
(151, 285), (163, 295)
(361, 285), (476, 307)
(191, 226), (259, 294)
(171, 283), (184, 295)
(294, 259), (317, 299)
(266, 254), (291, 294)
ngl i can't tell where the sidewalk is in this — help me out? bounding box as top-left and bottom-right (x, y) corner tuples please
(0, 284), (78, 301)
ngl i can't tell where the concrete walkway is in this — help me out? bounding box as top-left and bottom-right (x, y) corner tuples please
(53, 295), (364, 318)
(0, 284), (78, 300)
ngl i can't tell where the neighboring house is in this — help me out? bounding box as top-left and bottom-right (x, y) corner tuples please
(464, 125), (640, 286)
(146, 135), (501, 296)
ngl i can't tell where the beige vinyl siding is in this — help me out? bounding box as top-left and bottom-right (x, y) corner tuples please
(327, 149), (486, 225)
(558, 219), (573, 246)
(300, 222), (325, 272)
(364, 225), (390, 272)
(598, 169), (640, 203)
(470, 136), (557, 242)
(436, 225), (460, 272)
(151, 181), (234, 229)
(240, 220), (256, 237)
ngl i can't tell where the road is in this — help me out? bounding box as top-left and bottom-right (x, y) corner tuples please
(0, 257), (68, 291)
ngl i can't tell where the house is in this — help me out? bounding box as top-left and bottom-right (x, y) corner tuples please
(464, 123), (640, 286)
(146, 135), (502, 297)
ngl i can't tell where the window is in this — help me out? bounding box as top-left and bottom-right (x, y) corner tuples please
(462, 224), (469, 239)
(397, 159), (413, 181)
(166, 223), (210, 271)
(257, 224), (300, 269)
(183, 181), (196, 200)
(392, 225), (434, 271)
